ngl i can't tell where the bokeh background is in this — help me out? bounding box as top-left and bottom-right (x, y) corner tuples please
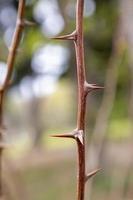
(0, 0), (133, 199)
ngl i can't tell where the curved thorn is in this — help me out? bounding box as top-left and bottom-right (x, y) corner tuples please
(51, 30), (77, 41)
(85, 168), (101, 182)
(51, 132), (75, 139)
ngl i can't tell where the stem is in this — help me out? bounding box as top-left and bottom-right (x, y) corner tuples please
(2, 0), (25, 91)
(75, 0), (86, 130)
(0, 0), (26, 196)
(76, 139), (85, 200)
(75, 0), (86, 199)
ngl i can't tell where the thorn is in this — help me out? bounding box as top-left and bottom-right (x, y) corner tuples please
(51, 30), (77, 41)
(24, 20), (36, 26)
(51, 129), (84, 144)
(84, 81), (104, 94)
(85, 168), (101, 182)
(17, 18), (36, 27)
(51, 132), (75, 139)
(74, 130), (84, 144)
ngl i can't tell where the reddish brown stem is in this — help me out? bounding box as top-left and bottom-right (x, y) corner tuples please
(74, 0), (86, 199)
(75, 0), (86, 130)
(52, 0), (103, 199)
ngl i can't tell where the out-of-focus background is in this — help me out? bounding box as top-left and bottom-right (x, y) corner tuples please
(0, 0), (133, 199)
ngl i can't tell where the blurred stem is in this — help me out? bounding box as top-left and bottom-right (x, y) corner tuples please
(0, 0), (26, 196)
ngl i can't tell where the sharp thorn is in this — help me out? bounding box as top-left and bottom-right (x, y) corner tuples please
(51, 30), (77, 41)
(91, 84), (104, 90)
(85, 82), (104, 94)
(51, 129), (84, 144)
(51, 133), (75, 139)
(85, 168), (101, 182)
(52, 34), (74, 41)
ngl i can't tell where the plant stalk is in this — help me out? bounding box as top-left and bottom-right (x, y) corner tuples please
(0, 0), (26, 196)
(52, 0), (103, 199)
(75, 0), (86, 199)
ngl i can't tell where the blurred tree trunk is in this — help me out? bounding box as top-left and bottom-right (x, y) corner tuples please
(86, 1), (127, 198)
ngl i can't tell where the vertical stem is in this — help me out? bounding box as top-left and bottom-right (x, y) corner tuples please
(76, 140), (85, 200)
(0, 0), (26, 197)
(75, 0), (86, 199)
(2, 0), (25, 90)
(75, 0), (86, 130)
(52, 1), (103, 199)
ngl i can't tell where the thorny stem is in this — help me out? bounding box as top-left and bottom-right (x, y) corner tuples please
(0, 0), (26, 196)
(75, 1), (103, 199)
(52, 0), (103, 199)
(75, 1), (103, 198)
(75, 0), (86, 199)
